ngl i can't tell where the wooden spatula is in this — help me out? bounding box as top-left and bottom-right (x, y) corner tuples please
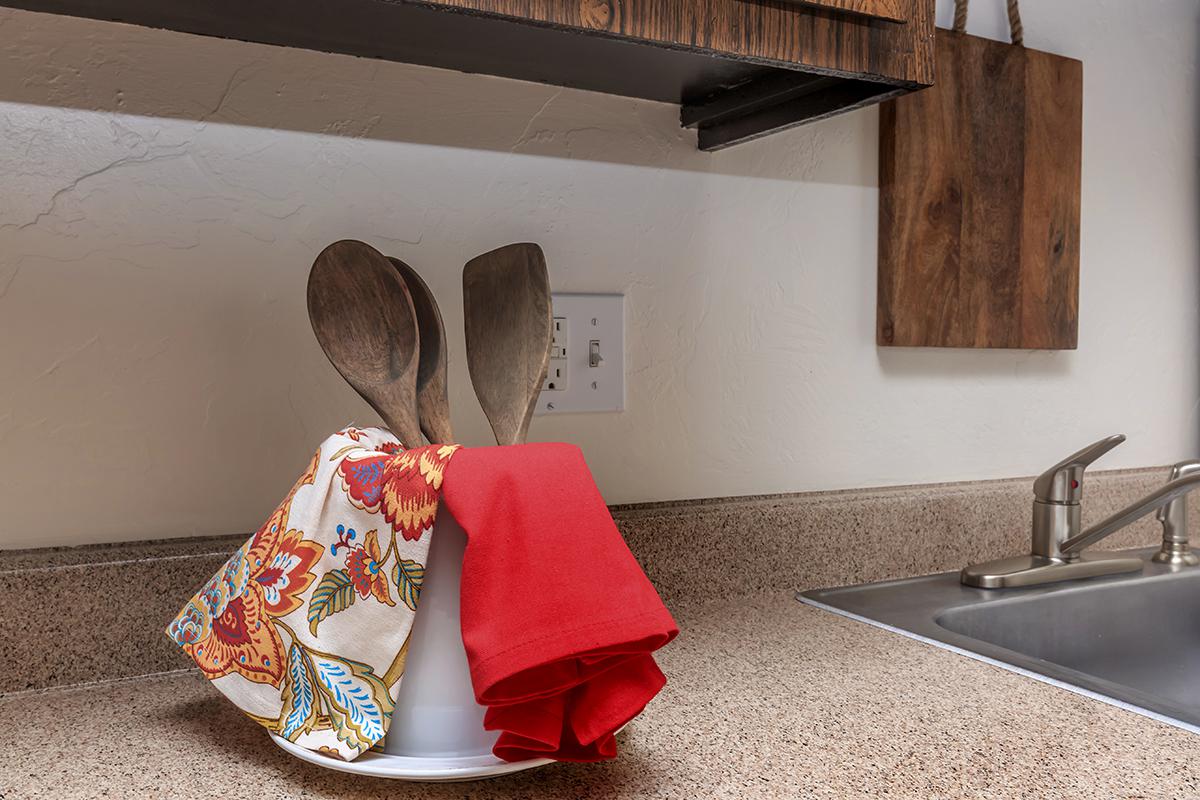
(462, 243), (552, 446)
(389, 256), (454, 445)
(307, 240), (423, 449)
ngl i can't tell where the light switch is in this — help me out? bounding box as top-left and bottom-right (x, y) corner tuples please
(535, 293), (624, 414)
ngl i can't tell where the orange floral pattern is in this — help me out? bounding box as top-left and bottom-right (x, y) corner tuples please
(193, 577), (286, 685)
(170, 457), (321, 686)
(345, 529), (394, 606)
(167, 428), (459, 761)
(336, 444), (457, 541)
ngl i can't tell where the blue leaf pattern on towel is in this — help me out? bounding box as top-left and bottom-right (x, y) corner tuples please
(310, 652), (392, 750)
(280, 644), (316, 739)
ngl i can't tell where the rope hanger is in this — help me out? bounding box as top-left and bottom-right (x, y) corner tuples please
(953, 0), (1024, 46)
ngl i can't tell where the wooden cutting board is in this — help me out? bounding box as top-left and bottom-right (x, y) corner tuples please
(877, 28), (1082, 349)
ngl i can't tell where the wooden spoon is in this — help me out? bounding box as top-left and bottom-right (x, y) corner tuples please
(307, 240), (423, 449)
(463, 242), (552, 446)
(388, 256), (454, 445)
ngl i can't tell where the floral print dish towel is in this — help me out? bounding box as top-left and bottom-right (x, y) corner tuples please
(167, 426), (457, 761)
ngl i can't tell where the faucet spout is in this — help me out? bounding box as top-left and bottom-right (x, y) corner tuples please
(1061, 472), (1200, 554)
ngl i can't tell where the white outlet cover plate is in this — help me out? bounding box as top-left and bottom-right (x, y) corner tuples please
(535, 293), (624, 415)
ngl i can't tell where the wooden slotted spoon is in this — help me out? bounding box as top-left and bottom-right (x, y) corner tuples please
(462, 243), (552, 446)
(389, 256), (454, 445)
(307, 239), (423, 449)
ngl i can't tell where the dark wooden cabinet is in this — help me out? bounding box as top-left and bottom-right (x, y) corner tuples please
(785, 0), (910, 23)
(4, 0), (934, 150)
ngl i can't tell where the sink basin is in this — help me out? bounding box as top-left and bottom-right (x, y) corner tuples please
(799, 549), (1200, 732)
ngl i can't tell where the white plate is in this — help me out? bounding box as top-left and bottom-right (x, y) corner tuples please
(268, 733), (554, 782)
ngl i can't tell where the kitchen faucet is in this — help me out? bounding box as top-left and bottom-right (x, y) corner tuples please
(962, 435), (1200, 588)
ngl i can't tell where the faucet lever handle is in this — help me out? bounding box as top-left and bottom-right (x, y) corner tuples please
(1033, 434), (1126, 505)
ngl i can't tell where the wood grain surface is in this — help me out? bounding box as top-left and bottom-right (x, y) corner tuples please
(878, 31), (1082, 349)
(418, 0), (935, 86)
(463, 243), (553, 447)
(389, 257), (454, 445)
(6, 0), (934, 149)
(783, 0), (908, 23)
(307, 240), (424, 447)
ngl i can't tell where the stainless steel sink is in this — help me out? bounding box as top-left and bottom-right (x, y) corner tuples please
(799, 549), (1200, 732)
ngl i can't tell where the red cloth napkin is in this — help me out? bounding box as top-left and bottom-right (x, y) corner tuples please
(440, 443), (678, 762)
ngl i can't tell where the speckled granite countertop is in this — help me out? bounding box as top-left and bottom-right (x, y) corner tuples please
(5, 592), (1199, 799)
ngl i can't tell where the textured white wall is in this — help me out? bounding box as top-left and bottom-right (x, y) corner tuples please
(0, 2), (1197, 548)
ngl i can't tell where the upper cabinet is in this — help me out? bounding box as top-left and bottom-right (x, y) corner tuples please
(787, 0), (910, 22)
(5, 0), (935, 150)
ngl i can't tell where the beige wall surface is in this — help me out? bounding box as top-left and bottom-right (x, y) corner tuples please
(1, 1), (1197, 548)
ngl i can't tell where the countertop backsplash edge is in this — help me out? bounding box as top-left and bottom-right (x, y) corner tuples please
(1, 465), (1182, 695)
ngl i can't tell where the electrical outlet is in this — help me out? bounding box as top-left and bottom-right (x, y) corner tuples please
(536, 294), (624, 414)
(543, 317), (568, 391)
(550, 317), (568, 359)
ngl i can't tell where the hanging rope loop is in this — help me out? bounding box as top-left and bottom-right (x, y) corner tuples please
(953, 0), (1023, 46)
